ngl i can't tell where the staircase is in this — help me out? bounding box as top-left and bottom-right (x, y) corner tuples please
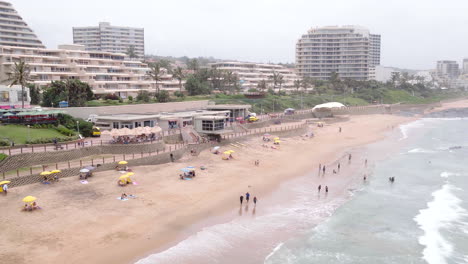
(231, 123), (249, 134)
(181, 126), (202, 144)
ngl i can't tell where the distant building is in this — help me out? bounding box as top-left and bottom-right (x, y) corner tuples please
(436, 60), (459, 79)
(209, 61), (299, 92)
(369, 66), (400, 82)
(296, 25), (381, 81)
(73, 22), (144, 58)
(0, 44), (181, 97)
(0, 1), (44, 48)
(463, 58), (468, 74)
(0, 85), (30, 109)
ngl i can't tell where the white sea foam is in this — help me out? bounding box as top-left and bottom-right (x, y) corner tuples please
(440, 172), (460, 178)
(399, 121), (425, 140)
(413, 184), (467, 264)
(408, 148), (436, 154)
(264, 242), (284, 262)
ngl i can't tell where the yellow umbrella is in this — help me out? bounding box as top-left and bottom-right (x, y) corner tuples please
(223, 151), (231, 155)
(119, 175), (130, 180)
(273, 137), (280, 141)
(50, 170), (61, 173)
(22, 196), (37, 203)
(274, 140), (281, 143)
(40, 171), (51, 176)
(227, 150), (235, 153)
(118, 161), (128, 165)
(125, 172), (135, 176)
(0, 180), (11, 185)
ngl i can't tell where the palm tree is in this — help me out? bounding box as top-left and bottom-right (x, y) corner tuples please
(147, 62), (163, 97)
(270, 72), (284, 93)
(293, 79), (301, 93)
(187, 58), (199, 71)
(257, 79), (267, 92)
(172, 66), (185, 92)
(126, 45), (137, 59)
(277, 74), (284, 93)
(5, 60), (31, 108)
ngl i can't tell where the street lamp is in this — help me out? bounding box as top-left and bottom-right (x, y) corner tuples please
(27, 125), (30, 142)
(76, 120), (80, 135)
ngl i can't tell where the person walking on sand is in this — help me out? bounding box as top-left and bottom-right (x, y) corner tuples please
(253, 196), (257, 206)
(339, 127), (342, 133)
(322, 165), (326, 175)
(2, 183), (7, 195)
(338, 163), (341, 172)
(318, 185), (322, 192)
(325, 186), (329, 193)
(240, 195), (244, 205)
(365, 159), (368, 167)
(363, 174), (367, 181)
(245, 192), (250, 203)
(348, 154), (352, 164)
(319, 163), (322, 174)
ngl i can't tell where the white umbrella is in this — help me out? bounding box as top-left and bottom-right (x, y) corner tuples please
(80, 168), (90, 173)
(312, 102), (346, 110)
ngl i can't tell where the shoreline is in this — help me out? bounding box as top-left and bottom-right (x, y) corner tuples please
(2, 100), (467, 264)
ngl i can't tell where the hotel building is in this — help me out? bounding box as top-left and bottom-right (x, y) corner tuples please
(0, 1), (44, 48)
(296, 25), (381, 80)
(209, 61), (300, 91)
(0, 44), (181, 97)
(436, 60), (459, 80)
(73, 22), (144, 58)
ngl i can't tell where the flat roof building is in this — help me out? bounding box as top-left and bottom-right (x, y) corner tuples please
(73, 22), (144, 58)
(296, 25), (381, 80)
(0, 1), (44, 49)
(0, 44), (182, 97)
(436, 60), (459, 80)
(0, 84), (30, 109)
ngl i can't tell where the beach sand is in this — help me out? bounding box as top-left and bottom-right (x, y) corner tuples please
(0, 113), (420, 264)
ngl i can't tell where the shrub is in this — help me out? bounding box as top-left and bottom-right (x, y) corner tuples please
(128, 95), (133, 102)
(25, 136), (77, 144)
(0, 139), (10, 147)
(136, 90), (151, 102)
(174, 91), (185, 98)
(104, 93), (120, 100)
(0, 153), (7, 162)
(55, 125), (75, 136)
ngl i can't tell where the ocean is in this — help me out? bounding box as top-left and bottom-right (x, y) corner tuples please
(135, 118), (468, 264)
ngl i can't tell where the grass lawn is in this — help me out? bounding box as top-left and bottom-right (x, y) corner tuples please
(0, 125), (65, 144)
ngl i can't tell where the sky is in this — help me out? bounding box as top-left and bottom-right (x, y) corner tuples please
(11, 0), (468, 70)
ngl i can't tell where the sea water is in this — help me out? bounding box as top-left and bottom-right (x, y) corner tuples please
(135, 118), (468, 264)
(266, 118), (468, 264)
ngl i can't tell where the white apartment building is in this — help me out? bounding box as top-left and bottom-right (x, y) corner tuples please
(0, 1), (44, 48)
(0, 84), (30, 109)
(296, 25), (381, 81)
(436, 60), (459, 80)
(209, 61), (300, 92)
(463, 58), (468, 74)
(73, 22), (144, 58)
(369, 66), (400, 83)
(0, 44), (181, 98)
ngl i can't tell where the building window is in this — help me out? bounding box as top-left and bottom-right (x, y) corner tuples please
(214, 120), (224, 130)
(113, 122), (119, 129)
(202, 120), (213, 131)
(0, 91), (9, 102)
(17, 91), (26, 101)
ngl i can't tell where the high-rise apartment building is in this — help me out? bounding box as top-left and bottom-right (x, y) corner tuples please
(463, 58), (468, 74)
(0, 1), (44, 48)
(73, 22), (144, 58)
(296, 25), (381, 80)
(436, 60), (459, 79)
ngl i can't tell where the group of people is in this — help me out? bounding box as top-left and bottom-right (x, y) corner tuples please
(23, 202), (40, 211)
(179, 170), (196, 180)
(110, 133), (158, 144)
(239, 192), (257, 205)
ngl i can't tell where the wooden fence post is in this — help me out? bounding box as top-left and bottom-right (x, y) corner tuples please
(16, 169), (19, 177)
(113, 156), (116, 162)
(123, 154), (126, 160)
(68, 161), (70, 168)
(30, 167), (32, 175)
(66, 143), (68, 150)
(55, 163), (58, 169)
(20, 147), (23, 154)
(44, 145), (46, 151)
(8, 148), (11, 155)
(80, 160), (82, 167)
(102, 157), (105, 164)
(132, 153), (135, 159)
(101, 140), (103, 146)
(31, 146), (34, 153)
(141, 152), (143, 158)
(91, 159), (94, 166)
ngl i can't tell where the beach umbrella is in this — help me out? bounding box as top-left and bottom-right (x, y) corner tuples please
(119, 175), (130, 180)
(50, 170), (61, 173)
(118, 161), (128, 165)
(227, 150), (235, 153)
(0, 180), (11, 185)
(273, 137), (280, 141)
(186, 166), (195, 169)
(180, 168), (190, 173)
(84, 166), (96, 171)
(79, 168), (90, 173)
(101, 130), (111, 135)
(263, 133), (271, 137)
(40, 171), (51, 176)
(213, 146), (220, 150)
(22, 196), (37, 203)
(223, 151), (231, 155)
(125, 172), (135, 176)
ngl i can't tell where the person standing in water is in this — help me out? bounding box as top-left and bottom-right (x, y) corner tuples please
(323, 165), (326, 175)
(253, 196), (257, 205)
(318, 185), (322, 192)
(339, 127), (342, 133)
(319, 163), (322, 174)
(348, 154), (352, 164)
(245, 192), (250, 203)
(325, 186), (329, 193)
(240, 195), (244, 205)
(338, 163), (341, 172)
(365, 159), (368, 167)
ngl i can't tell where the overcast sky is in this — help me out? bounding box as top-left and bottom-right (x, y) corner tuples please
(11, 0), (468, 70)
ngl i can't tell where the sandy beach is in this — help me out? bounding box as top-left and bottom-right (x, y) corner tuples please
(0, 107), (456, 264)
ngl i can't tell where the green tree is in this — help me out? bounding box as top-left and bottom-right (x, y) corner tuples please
(147, 62), (163, 97)
(257, 79), (267, 92)
(126, 45), (137, 58)
(156, 90), (170, 103)
(159, 59), (172, 73)
(390, 72), (401, 88)
(42, 80), (94, 107)
(187, 58), (199, 71)
(172, 66), (185, 92)
(28, 84), (41, 105)
(270, 72), (284, 93)
(293, 79), (301, 93)
(209, 68), (225, 91)
(4, 60), (31, 108)
(136, 90), (151, 102)
(184, 74), (211, 95)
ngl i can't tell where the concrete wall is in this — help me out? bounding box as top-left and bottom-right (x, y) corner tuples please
(59, 100), (211, 119)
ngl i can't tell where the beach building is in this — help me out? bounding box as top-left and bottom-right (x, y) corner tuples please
(0, 84), (30, 109)
(0, 44), (182, 97)
(0, 1), (44, 49)
(369, 66), (400, 82)
(209, 61), (299, 92)
(205, 104), (251, 121)
(296, 25), (381, 80)
(73, 22), (145, 58)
